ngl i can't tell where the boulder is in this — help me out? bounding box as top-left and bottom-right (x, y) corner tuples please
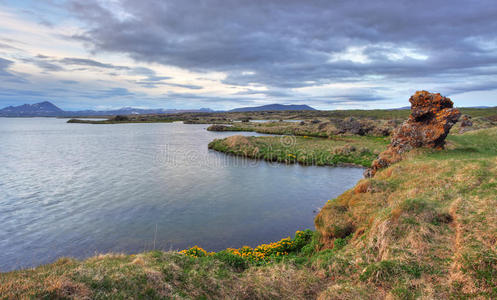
(332, 117), (393, 136)
(334, 117), (371, 135)
(366, 91), (460, 177)
(458, 114), (473, 133)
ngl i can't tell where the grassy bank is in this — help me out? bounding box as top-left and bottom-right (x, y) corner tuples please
(208, 135), (390, 167)
(314, 127), (497, 298)
(0, 231), (324, 299)
(2, 128), (497, 299)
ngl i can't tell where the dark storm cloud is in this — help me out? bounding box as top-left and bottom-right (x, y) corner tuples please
(68, 0), (497, 95)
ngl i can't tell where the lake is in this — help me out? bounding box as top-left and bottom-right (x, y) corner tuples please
(0, 118), (363, 271)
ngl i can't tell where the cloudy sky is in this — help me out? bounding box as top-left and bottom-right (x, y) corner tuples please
(0, 0), (496, 110)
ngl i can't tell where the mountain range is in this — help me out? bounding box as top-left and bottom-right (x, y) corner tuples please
(0, 101), (214, 117)
(0, 101), (316, 117)
(229, 103), (315, 112)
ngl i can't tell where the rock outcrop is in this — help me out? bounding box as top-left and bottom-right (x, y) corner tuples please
(331, 117), (395, 136)
(365, 91), (461, 177)
(458, 114), (473, 133)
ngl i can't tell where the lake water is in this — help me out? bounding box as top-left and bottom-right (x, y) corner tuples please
(0, 118), (363, 271)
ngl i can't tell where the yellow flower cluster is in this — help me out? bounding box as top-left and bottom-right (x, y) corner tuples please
(226, 236), (295, 262)
(179, 230), (311, 262)
(179, 245), (213, 257)
(287, 154), (296, 158)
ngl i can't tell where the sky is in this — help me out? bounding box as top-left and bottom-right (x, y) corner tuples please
(0, 0), (496, 111)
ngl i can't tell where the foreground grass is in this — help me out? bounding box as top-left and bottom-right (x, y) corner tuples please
(315, 127), (497, 298)
(0, 231), (324, 299)
(2, 128), (497, 299)
(208, 135), (390, 167)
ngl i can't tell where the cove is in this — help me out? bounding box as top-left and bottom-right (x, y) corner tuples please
(0, 118), (363, 271)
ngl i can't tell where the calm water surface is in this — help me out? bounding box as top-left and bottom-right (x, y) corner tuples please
(0, 118), (363, 271)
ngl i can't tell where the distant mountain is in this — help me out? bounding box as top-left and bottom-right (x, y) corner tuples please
(0, 101), (65, 117)
(229, 103), (315, 112)
(67, 107), (213, 116)
(0, 101), (214, 117)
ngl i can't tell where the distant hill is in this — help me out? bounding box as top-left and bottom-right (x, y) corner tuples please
(0, 101), (64, 117)
(229, 104), (315, 112)
(0, 101), (213, 117)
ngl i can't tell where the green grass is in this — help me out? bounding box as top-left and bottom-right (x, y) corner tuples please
(208, 135), (389, 167)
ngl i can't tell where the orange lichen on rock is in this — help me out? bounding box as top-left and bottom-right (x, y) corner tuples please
(366, 91), (460, 177)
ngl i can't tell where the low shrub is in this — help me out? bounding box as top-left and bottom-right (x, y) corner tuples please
(213, 251), (247, 271)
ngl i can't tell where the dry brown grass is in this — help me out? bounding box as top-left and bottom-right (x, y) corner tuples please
(45, 276), (92, 299)
(235, 264), (323, 299)
(315, 128), (497, 298)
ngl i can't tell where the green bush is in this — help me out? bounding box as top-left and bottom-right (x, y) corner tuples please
(213, 251), (248, 271)
(292, 229), (314, 251)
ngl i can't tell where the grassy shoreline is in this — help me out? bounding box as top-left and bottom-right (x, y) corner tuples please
(208, 135), (390, 168)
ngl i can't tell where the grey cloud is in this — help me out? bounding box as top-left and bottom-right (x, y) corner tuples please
(136, 80), (203, 90)
(0, 58), (28, 83)
(234, 89), (292, 98)
(442, 80), (497, 95)
(130, 67), (171, 83)
(22, 55), (131, 73)
(128, 66), (201, 89)
(161, 82), (203, 90)
(59, 80), (79, 84)
(21, 57), (65, 72)
(164, 92), (258, 104)
(0, 57), (13, 69)
(0, 42), (21, 50)
(67, 0), (497, 95)
(59, 58), (130, 70)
